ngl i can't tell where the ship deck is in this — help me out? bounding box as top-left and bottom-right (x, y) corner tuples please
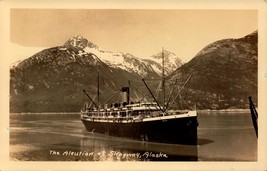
(81, 110), (197, 123)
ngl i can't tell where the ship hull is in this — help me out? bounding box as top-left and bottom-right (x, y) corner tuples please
(81, 114), (198, 145)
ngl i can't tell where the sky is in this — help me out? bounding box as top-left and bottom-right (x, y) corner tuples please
(10, 9), (257, 63)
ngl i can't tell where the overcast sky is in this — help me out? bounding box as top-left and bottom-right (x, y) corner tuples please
(10, 9), (257, 62)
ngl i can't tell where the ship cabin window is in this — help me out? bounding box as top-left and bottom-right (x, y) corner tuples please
(127, 111), (132, 116)
(110, 103), (119, 108)
(133, 110), (153, 117)
(120, 111), (126, 117)
(111, 112), (117, 117)
(122, 102), (128, 107)
(104, 112), (108, 117)
(132, 110), (138, 116)
(86, 108), (91, 111)
(132, 110), (146, 116)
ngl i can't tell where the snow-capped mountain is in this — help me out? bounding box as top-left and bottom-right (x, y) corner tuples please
(9, 31), (257, 112)
(10, 35), (159, 112)
(9, 35), (186, 112)
(64, 35), (158, 77)
(10, 45), (151, 112)
(143, 50), (184, 75)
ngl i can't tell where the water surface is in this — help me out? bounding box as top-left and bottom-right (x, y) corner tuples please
(9, 111), (257, 161)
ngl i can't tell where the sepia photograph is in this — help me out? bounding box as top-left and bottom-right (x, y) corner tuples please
(1, 0), (267, 170)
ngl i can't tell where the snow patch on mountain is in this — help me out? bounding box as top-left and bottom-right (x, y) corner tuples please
(63, 35), (184, 76)
(83, 46), (153, 76)
(64, 35), (155, 76)
(142, 50), (184, 75)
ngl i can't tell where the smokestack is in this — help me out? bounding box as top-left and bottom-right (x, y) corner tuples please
(121, 87), (129, 104)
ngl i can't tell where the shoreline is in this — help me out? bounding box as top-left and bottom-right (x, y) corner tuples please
(10, 112), (80, 115)
(197, 109), (250, 113)
(10, 109), (250, 115)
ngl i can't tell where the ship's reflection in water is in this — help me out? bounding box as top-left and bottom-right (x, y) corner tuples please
(79, 132), (198, 161)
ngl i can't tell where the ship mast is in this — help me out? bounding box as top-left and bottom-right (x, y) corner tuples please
(141, 47), (167, 113)
(162, 47), (166, 112)
(97, 71), (100, 110)
(96, 70), (101, 119)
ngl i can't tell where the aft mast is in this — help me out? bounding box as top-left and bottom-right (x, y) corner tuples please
(162, 47), (166, 112)
(142, 47), (167, 113)
(97, 71), (100, 110)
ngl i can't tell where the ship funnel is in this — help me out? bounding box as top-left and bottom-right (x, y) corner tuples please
(121, 87), (129, 104)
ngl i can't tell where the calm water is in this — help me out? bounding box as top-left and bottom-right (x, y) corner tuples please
(9, 111), (257, 161)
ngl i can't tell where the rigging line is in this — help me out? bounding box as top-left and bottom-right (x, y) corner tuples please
(144, 81), (161, 86)
(178, 90), (184, 110)
(83, 89), (98, 108)
(83, 89), (120, 95)
(83, 89), (97, 95)
(166, 75), (192, 111)
(83, 101), (88, 110)
(181, 74), (194, 109)
(102, 90), (122, 94)
(91, 96), (97, 108)
(166, 79), (177, 109)
(129, 80), (160, 88)
(155, 81), (162, 98)
(169, 85), (182, 109)
(142, 78), (164, 112)
(139, 91), (152, 102)
(181, 83), (190, 109)
(130, 81), (148, 102)
(135, 89), (149, 102)
(87, 95), (97, 109)
(129, 78), (162, 82)
(101, 89), (121, 106)
(129, 81), (148, 99)
(133, 90), (141, 100)
(170, 85), (183, 110)
(174, 82), (186, 110)
(165, 81), (172, 93)
(128, 80), (141, 100)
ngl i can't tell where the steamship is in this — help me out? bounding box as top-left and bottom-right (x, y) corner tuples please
(80, 50), (198, 145)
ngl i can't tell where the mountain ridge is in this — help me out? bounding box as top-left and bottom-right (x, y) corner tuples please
(63, 35), (184, 76)
(9, 31), (257, 112)
(170, 30), (257, 109)
(10, 45), (149, 112)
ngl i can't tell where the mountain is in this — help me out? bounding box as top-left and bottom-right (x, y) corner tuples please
(10, 44), (153, 112)
(143, 50), (184, 75)
(10, 31), (257, 112)
(64, 35), (159, 77)
(170, 31), (258, 109)
(64, 35), (183, 76)
(9, 43), (48, 67)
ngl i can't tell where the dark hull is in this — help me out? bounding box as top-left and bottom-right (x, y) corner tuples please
(81, 116), (198, 145)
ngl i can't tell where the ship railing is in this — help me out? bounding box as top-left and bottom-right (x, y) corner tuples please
(82, 115), (136, 123)
(140, 110), (189, 118)
(81, 110), (190, 121)
(166, 110), (189, 115)
(81, 109), (189, 119)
